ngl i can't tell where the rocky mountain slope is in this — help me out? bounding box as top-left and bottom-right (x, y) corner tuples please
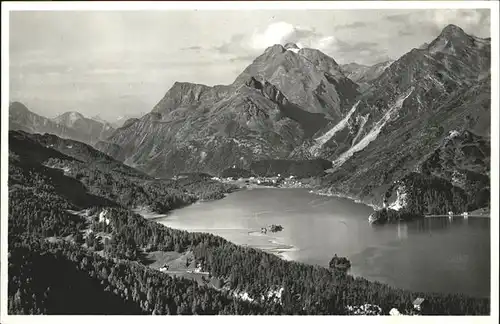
(340, 60), (393, 91)
(309, 25), (489, 161)
(27, 24), (489, 212)
(106, 113), (147, 128)
(99, 44), (360, 176)
(53, 111), (115, 144)
(317, 24), (490, 207)
(8, 130), (489, 315)
(9, 102), (115, 146)
(21, 132), (148, 179)
(9, 130), (236, 212)
(232, 44), (360, 118)
(9, 102), (82, 141)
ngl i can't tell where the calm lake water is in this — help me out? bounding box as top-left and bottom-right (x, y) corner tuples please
(157, 188), (490, 298)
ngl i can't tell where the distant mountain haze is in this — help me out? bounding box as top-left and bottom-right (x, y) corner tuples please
(9, 102), (115, 146)
(340, 60), (394, 92)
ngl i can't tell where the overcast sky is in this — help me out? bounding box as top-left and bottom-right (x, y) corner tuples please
(9, 9), (491, 121)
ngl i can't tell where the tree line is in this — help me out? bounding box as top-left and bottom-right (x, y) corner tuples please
(93, 207), (489, 315)
(7, 131), (490, 315)
(8, 236), (268, 315)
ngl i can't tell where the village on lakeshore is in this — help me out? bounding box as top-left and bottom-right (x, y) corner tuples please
(214, 173), (309, 189)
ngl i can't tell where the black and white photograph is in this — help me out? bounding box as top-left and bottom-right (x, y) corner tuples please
(1, 0), (498, 321)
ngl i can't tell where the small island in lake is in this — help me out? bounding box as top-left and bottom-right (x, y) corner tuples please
(260, 224), (284, 234)
(329, 254), (351, 273)
(269, 224), (283, 232)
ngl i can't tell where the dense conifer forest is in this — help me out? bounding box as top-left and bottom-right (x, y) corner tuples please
(7, 130), (490, 315)
(371, 172), (491, 223)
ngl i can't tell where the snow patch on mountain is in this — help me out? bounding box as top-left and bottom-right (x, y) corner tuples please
(309, 100), (360, 156)
(331, 88), (414, 169)
(284, 42), (300, 52)
(351, 113), (370, 146)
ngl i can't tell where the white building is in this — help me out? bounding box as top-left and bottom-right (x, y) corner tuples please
(413, 298), (427, 312)
(389, 308), (401, 316)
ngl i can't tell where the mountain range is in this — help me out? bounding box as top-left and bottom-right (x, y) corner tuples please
(10, 24), (491, 209)
(317, 24), (490, 206)
(9, 103), (115, 146)
(92, 113), (147, 128)
(340, 60), (393, 91)
(7, 128), (488, 315)
(6, 22), (492, 316)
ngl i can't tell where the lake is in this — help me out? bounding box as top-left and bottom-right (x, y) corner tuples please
(155, 188), (490, 298)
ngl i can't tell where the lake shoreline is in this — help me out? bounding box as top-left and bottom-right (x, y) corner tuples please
(217, 176), (378, 211)
(132, 178), (374, 262)
(134, 186), (490, 298)
(134, 205), (300, 262)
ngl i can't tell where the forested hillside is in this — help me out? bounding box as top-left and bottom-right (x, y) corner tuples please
(7, 131), (490, 315)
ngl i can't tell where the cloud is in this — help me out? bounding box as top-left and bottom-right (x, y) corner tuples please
(204, 11), (490, 66)
(229, 55), (260, 62)
(386, 9), (490, 38)
(385, 14), (408, 23)
(9, 10), (491, 120)
(211, 21), (391, 65)
(214, 22), (338, 55)
(181, 46), (202, 51)
(248, 21), (319, 50)
(214, 34), (246, 54)
(334, 41), (379, 54)
(331, 40), (389, 65)
(335, 21), (368, 30)
(398, 29), (415, 37)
